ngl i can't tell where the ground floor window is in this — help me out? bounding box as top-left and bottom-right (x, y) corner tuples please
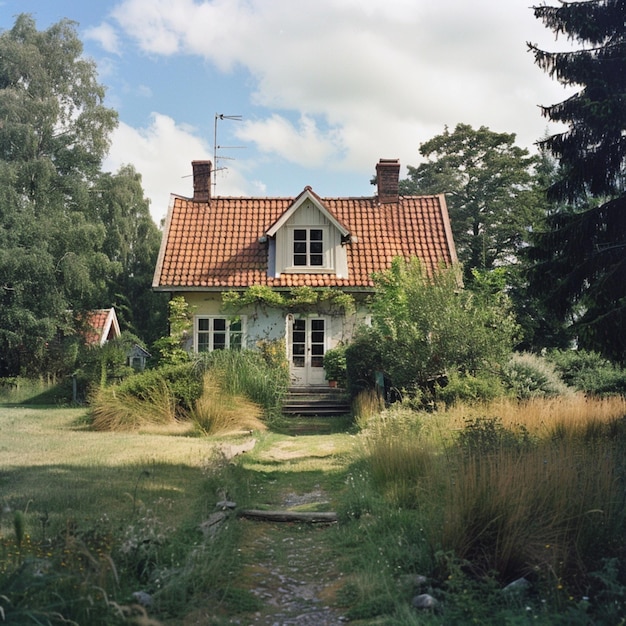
(195, 316), (244, 352)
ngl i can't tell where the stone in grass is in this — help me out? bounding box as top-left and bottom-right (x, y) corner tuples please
(216, 500), (237, 510)
(403, 574), (428, 587)
(132, 591), (153, 607)
(412, 593), (438, 610)
(503, 577), (531, 594)
(199, 511), (228, 538)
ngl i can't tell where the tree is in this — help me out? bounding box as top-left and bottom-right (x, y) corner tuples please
(90, 165), (166, 344)
(347, 258), (519, 394)
(399, 124), (544, 281)
(528, 0), (626, 361)
(0, 15), (166, 376)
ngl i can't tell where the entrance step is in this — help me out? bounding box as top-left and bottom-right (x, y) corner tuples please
(282, 387), (350, 417)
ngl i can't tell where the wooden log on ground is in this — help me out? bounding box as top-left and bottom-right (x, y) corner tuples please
(238, 509), (338, 523)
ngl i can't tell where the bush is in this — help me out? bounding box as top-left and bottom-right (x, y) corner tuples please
(501, 352), (570, 400)
(547, 349), (626, 395)
(89, 363), (200, 430)
(323, 344), (347, 386)
(436, 371), (506, 407)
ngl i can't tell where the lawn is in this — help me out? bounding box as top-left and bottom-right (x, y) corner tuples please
(3, 398), (626, 625)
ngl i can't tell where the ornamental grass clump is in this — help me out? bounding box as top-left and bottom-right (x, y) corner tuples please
(195, 347), (289, 420)
(441, 417), (626, 589)
(190, 371), (266, 436)
(90, 377), (178, 431)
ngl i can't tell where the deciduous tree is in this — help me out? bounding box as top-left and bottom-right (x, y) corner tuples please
(349, 258), (519, 394)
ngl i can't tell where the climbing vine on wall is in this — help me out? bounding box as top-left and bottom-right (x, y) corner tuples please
(222, 286), (355, 316)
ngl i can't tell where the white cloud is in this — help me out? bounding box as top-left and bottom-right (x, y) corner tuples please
(84, 22), (120, 54)
(103, 113), (253, 224)
(100, 0), (577, 201)
(237, 115), (343, 168)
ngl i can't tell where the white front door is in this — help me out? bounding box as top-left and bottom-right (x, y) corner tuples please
(288, 316), (327, 386)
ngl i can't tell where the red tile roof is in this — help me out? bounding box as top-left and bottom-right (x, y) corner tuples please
(79, 308), (121, 346)
(153, 190), (457, 291)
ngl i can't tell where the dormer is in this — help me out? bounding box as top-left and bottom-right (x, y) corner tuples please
(264, 187), (352, 279)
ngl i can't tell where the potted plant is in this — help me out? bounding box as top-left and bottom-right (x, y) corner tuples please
(323, 344), (347, 388)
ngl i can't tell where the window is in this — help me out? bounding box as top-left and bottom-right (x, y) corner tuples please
(196, 317), (244, 352)
(293, 228), (324, 267)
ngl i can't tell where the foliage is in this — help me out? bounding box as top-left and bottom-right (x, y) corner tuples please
(501, 352), (570, 400)
(193, 347), (289, 420)
(93, 165), (166, 345)
(360, 257), (518, 394)
(0, 411), (250, 624)
(456, 416), (533, 457)
(222, 285), (355, 315)
(547, 349), (626, 396)
(348, 396), (626, 622)
(89, 362), (201, 430)
(78, 331), (142, 390)
(151, 296), (193, 366)
(399, 123), (545, 282)
(352, 388), (385, 430)
(0, 15), (164, 378)
(527, 1), (626, 362)
(89, 376), (179, 431)
(436, 371), (506, 407)
(323, 344), (347, 384)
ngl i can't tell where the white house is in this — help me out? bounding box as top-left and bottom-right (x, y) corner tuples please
(153, 159), (457, 387)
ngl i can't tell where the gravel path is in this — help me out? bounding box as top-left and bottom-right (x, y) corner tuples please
(230, 490), (348, 626)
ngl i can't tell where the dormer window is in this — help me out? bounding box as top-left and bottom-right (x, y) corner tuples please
(266, 189), (350, 278)
(293, 228), (324, 267)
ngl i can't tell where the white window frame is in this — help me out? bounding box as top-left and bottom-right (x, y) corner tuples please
(194, 315), (246, 352)
(288, 226), (330, 270)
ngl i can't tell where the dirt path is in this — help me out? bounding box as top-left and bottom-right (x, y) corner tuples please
(227, 428), (354, 625)
(234, 494), (347, 625)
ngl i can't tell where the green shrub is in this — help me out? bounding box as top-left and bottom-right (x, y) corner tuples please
(457, 416), (533, 456)
(547, 349), (626, 395)
(323, 344), (347, 386)
(345, 327), (384, 398)
(436, 371), (506, 406)
(501, 352), (570, 399)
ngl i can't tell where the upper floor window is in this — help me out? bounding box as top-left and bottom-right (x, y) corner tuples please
(293, 228), (324, 267)
(196, 316), (244, 352)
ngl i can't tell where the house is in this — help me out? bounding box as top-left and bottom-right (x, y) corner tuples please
(152, 159), (457, 387)
(77, 307), (151, 371)
(79, 308), (121, 347)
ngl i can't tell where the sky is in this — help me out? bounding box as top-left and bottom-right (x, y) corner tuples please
(0, 0), (575, 225)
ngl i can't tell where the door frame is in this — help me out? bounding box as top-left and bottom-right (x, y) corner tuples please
(286, 314), (329, 386)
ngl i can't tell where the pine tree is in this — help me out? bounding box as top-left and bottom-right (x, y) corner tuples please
(528, 0), (626, 361)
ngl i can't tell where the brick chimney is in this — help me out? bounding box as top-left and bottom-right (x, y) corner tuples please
(192, 160), (212, 202)
(376, 158), (401, 204)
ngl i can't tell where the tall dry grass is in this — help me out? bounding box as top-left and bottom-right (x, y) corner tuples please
(190, 371), (266, 435)
(90, 379), (179, 431)
(442, 438), (624, 583)
(353, 388), (386, 430)
(445, 393), (626, 437)
(361, 394), (626, 588)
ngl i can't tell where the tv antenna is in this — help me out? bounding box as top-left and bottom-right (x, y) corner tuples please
(213, 113), (244, 191)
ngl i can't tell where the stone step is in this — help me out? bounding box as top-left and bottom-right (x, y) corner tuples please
(282, 387), (350, 417)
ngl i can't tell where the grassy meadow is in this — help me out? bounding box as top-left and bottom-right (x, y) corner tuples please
(1, 390), (626, 624)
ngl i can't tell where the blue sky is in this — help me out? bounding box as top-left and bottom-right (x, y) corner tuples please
(0, 0), (573, 225)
